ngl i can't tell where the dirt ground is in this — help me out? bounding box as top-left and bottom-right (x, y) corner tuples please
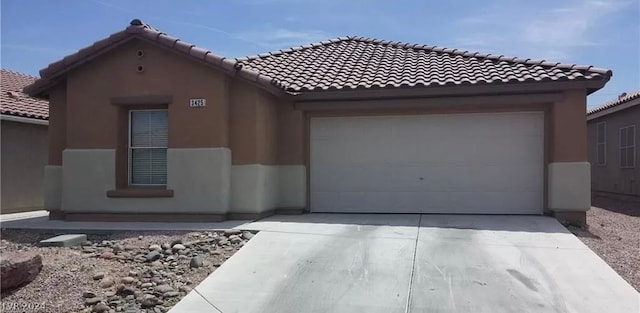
(0, 230), (249, 313)
(567, 195), (640, 291)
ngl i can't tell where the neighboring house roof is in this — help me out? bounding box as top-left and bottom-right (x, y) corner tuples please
(24, 19), (612, 98)
(237, 36), (612, 93)
(587, 90), (640, 120)
(1, 69), (49, 120)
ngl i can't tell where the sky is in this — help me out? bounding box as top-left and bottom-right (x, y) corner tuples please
(1, 0), (639, 108)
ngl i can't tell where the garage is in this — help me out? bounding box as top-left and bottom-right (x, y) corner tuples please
(310, 112), (544, 214)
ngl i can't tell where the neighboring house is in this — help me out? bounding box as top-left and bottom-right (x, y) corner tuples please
(587, 91), (640, 198)
(24, 19), (612, 225)
(1, 69), (49, 213)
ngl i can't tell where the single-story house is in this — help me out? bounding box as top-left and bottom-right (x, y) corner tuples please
(1, 69), (49, 213)
(587, 91), (639, 197)
(24, 19), (612, 225)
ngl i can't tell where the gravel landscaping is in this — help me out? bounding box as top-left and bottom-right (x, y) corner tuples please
(0, 229), (255, 313)
(567, 197), (640, 292)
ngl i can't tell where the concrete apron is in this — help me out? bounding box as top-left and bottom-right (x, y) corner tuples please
(169, 214), (639, 313)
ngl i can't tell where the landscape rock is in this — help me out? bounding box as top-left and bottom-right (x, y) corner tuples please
(224, 229), (242, 236)
(84, 297), (102, 305)
(112, 245), (124, 253)
(0, 252), (43, 291)
(116, 284), (136, 296)
(163, 291), (179, 298)
(98, 277), (115, 288)
(189, 257), (203, 269)
(99, 252), (115, 259)
(92, 272), (105, 280)
(154, 284), (174, 294)
(141, 295), (162, 308)
(230, 237), (243, 244)
(146, 251), (161, 262)
(83, 291), (97, 298)
(171, 244), (185, 251)
(149, 244), (162, 251)
(242, 231), (255, 240)
(121, 276), (135, 284)
(92, 302), (109, 313)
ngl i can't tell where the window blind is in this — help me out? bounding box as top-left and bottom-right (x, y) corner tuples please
(130, 110), (168, 185)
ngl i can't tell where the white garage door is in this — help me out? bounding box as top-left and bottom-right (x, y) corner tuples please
(310, 112), (544, 214)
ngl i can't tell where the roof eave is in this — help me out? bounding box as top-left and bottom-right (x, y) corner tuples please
(587, 97), (640, 121)
(292, 79), (609, 102)
(1, 114), (49, 125)
(23, 27), (289, 99)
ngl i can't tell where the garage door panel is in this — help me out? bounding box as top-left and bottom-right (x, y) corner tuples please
(310, 112), (544, 214)
(312, 139), (397, 165)
(312, 165), (394, 192)
(393, 192), (449, 212)
(311, 117), (392, 141)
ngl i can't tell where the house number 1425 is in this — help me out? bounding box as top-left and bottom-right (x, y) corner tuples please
(189, 98), (206, 107)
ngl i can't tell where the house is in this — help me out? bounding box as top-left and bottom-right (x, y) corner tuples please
(23, 19), (611, 225)
(587, 91), (639, 198)
(1, 69), (49, 213)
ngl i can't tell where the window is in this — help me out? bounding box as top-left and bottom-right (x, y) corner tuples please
(620, 125), (636, 168)
(596, 122), (606, 165)
(129, 110), (168, 185)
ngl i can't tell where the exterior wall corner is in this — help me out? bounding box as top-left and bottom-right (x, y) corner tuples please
(43, 165), (63, 210)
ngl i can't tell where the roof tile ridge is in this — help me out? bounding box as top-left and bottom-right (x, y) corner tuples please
(238, 36), (353, 61)
(587, 89), (640, 114)
(1, 68), (39, 80)
(345, 37), (612, 77)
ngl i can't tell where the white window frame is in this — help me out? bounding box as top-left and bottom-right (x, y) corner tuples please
(596, 122), (606, 166)
(128, 109), (168, 186)
(619, 125), (636, 169)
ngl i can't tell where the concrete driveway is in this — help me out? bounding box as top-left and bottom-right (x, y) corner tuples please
(169, 214), (638, 313)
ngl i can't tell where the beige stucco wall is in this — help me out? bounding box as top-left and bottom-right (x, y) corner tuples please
(548, 162), (591, 211)
(230, 164), (306, 214)
(1, 120), (48, 213)
(62, 148), (231, 214)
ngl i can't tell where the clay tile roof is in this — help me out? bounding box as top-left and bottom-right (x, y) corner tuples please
(25, 21), (612, 98)
(236, 36), (612, 93)
(24, 19), (282, 97)
(1, 69), (49, 120)
(587, 90), (640, 115)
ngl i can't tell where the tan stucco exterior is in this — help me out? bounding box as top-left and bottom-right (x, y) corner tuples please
(36, 38), (592, 223)
(587, 104), (640, 197)
(65, 40), (229, 149)
(1, 120), (48, 213)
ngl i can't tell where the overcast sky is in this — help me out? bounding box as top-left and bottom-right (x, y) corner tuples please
(2, 0), (638, 107)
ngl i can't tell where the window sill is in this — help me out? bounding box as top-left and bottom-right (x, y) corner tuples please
(106, 188), (174, 198)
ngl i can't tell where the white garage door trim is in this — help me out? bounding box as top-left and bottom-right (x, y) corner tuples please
(310, 112), (544, 214)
